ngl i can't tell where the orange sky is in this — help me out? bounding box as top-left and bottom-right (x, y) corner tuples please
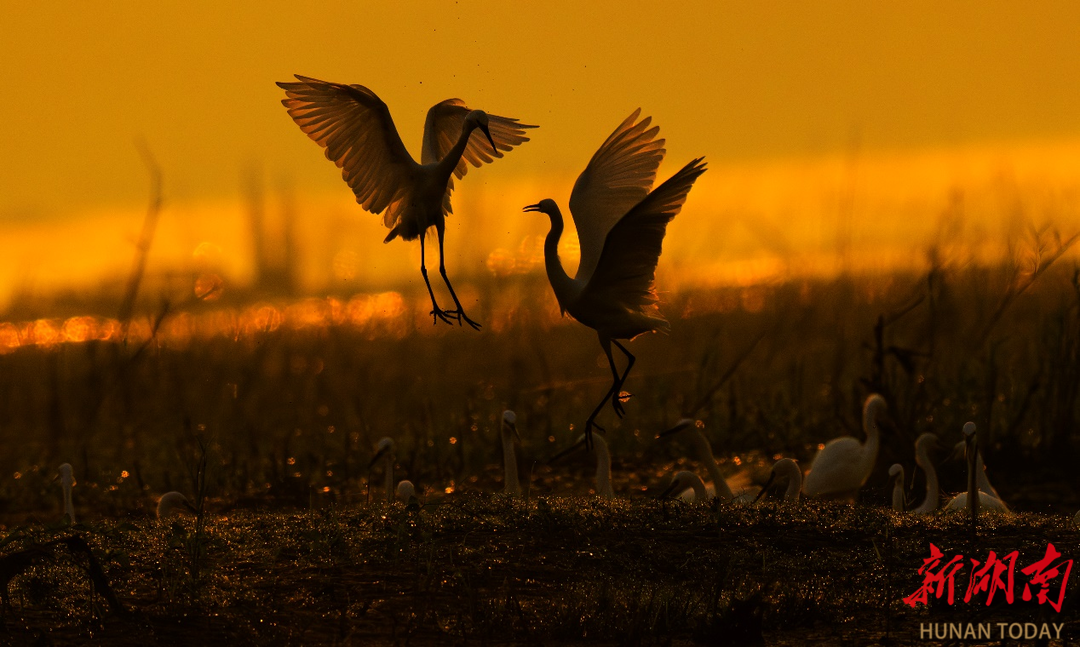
(2, 2), (1080, 307)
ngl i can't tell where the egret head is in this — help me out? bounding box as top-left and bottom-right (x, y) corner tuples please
(58, 463), (75, 487)
(369, 437), (395, 469)
(915, 432), (941, 455)
(501, 410), (520, 442)
(888, 463), (904, 483)
(157, 491), (196, 519)
(522, 199), (559, 216)
(657, 418), (699, 440)
(660, 470), (698, 499)
(395, 479), (416, 502)
(962, 421), (976, 439)
(466, 110), (498, 154)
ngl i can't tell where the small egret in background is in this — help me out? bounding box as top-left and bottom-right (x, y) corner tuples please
(157, 492), (196, 519)
(754, 458), (803, 503)
(278, 75), (536, 328)
(396, 480), (416, 503)
(803, 394), (888, 501)
(911, 433), (943, 515)
(369, 437), (396, 503)
(947, 422), (1007, 511)
(524, 111), (706, 445)
(58, 463), (76, 524)
(501, 411), (522, 496)
(888, 464), (906, 512)
(945, 422), (1009, 513)
(658, 419), (744, 501)
(659, 470), (708, 502)
(550, 433), (615, 499)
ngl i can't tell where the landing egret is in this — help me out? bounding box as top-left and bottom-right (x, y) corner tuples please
(659, 419), (742, 501)
(524, 111), (706, 445)
(888, 464), (905, 512)
(278, 75), (536, 328)
(396, 480), (416, 503)
(945, 422), (1008, 513)
(912, 432), (942, 515)
(369, 437), (396, 503)
(659, 470), (708, 501)
(550, 433), (615, 499)
(156, 492), (196, 519)
(802, 394), (888, 501)
(58, 463), (75, 523)
(754, 458), (802, 503)
(501, 410), (522, 496)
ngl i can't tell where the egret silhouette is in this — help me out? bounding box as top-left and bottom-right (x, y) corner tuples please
(947, 422), (1007, 509)
(524, 111), (705, 446)
(157, 492), (196, 519)
(659, 470), (708, 501)
(550, 432), (615, 499)
(754, 458), (803, 503)
(658, 419), (757, 502)
(395, 480), (416, 503)
(278, 75), (536, 328)
(945, 422), (1008, 513)
(58, 463), (76, 524)
(912, 432), (942, 515)
(888, 463), (906, 512)
(803, 394), (888, 501)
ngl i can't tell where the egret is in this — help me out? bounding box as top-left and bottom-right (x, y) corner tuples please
(278, 75), (536, 328)
(156, 492), (196, 519)
(524, 111), (706, 445)
(888, 464), (905, 512)
(802, 394), (888, 501)
(369, 437), (396, 503)
(754, 458), (802, 503)
(947, 422), (1006, 509)
(395, 480), (416, 503)
(550, 433), (615, 499)
(659, 419), (743, 501)
(501, 410), (522, 496)
(58, 463), (76, 524)
(912, 432), (942, 515)
(659, 470), (708, 502)
(945, 422), (1008, 513)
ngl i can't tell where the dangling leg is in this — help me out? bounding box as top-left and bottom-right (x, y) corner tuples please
(600, 335), (629, 418)
(435, 221), (482, 330)
(420, 231), (455, 325)
(583, 381), (618, 452)
(612, 339), (636, 409)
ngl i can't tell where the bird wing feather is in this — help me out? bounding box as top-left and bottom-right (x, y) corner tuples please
(569, 110), (666, 283)
(277, 75), (416, 230)
(580, 157), (706, 310)
(422, 99), (537, 215)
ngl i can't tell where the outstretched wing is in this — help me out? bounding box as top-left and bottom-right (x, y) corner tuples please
(277, 75), (416, 228)
(569, 110), (666, 283)
(422, 99), (537, 214)
(581, 157), (707, 310)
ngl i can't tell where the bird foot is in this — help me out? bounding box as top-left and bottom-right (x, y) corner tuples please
(429, 308), (457, 326)
(584, 420), (605, 450)
(447, 309), (482, 330)
(611, 390), (632, 417)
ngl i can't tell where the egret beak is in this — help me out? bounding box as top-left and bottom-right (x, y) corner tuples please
(657, 419), (695, 440)
(549, 437), (586, 464)
(368, 445), (391, 470)
(754, 471), (777, 503)
(480, 124), (497, 154)
(659, 478), (684, 500)
(522, 203), (543, 213)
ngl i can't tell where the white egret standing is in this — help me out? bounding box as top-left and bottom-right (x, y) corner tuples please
(803, 394), (888, 501)
(524, 111), (706, 445)
(945, 422), (1008, 513)
(369, 437), (396, 503)
(658, 419), (740, 501)
(659, 470), (709, 502)
(912, 433), (942, 515)
(395, 480), (416, 503)
(754, 458), (803, 503)
(58, 463), (76, 523)
(157, 492), (196, 519)
(501, 411), (522, 496)
(278, 75), (536, 328)
(888, 464), (905, 512)
(550, 433), (615, 499)
(947, 422), (1006, 508)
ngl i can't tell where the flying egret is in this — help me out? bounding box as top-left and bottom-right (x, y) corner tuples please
(369, 437), (396, 503)
(501, 410), (522, 496)
(524, 111), (706, 445)
(156, 492), (196, 519)
(58, 463), (76, 524)
(277, 75), (536, 328)
(659, 470), (708, 502)
(888, 464), (905, 512)
(912, 433), (942, 515)
(550, 433), (615, 499)
(658, 419), (747, 501)
(945, 422), (1008, 513)
(395, 480), (416, 503)
(802, 394), (888, 501)
(754, 458), (803, 503)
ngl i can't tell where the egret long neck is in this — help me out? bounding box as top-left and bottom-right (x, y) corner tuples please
(693, 431), (734, 500)
(502, 430), (520, 495)
(436, 123), (476, 180)
(593, 437), (614, 499)
(913, 441), (939, 514)
(542, 207), (578, 308)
